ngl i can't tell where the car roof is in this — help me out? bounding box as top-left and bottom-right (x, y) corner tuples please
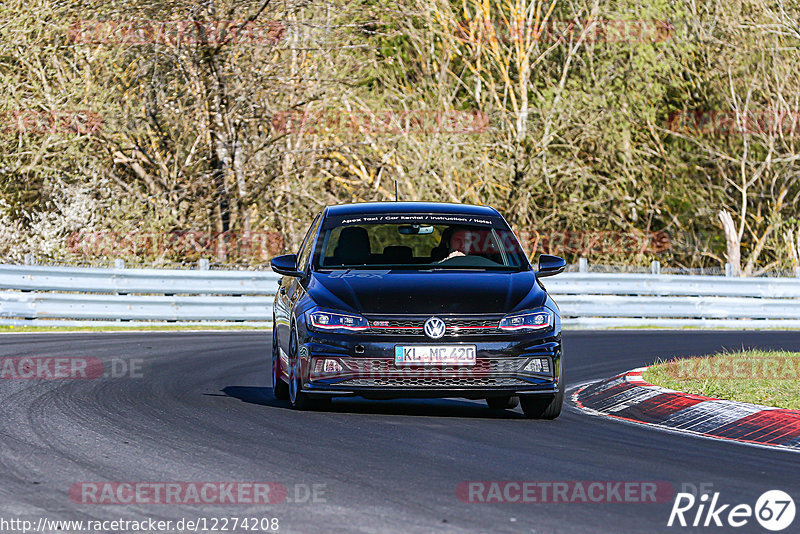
(324, 202), (501, 218)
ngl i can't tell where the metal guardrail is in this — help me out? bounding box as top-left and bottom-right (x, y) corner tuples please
(542, 272), (800, 298)
(544, 272), (800, 328)
(0, 263), (279, 295)
(1, 263), (799, 328)
(0, 293), (275, 322)
(0, 263), (279, 326)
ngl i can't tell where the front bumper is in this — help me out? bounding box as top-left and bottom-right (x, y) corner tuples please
(297, 330), (562, 400)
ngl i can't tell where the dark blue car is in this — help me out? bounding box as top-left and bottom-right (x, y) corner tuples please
(271, 202), (565, 418)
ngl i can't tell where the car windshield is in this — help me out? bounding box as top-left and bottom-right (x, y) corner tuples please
(313, 217), (528, 271)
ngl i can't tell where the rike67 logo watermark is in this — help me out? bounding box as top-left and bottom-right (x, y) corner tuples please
(668, 489), (796, 531)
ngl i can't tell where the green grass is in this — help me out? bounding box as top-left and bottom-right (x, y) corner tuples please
(643, 350), (800, 410)
(0, 325), (269, 333)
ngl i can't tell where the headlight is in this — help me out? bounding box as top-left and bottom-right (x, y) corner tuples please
(499, 308), (553, 331)
(307, 309), (369, 332)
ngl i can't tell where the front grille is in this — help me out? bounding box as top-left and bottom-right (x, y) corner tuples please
(345, 376), (527, 387)
(367, 317), (503, 336)
(342, 357), (525, 374)
(447, 319), (500, 328)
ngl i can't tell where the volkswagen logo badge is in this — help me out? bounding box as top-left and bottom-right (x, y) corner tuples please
(423, 316), (446, 339)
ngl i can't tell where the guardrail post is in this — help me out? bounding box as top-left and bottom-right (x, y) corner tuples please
(197, 259), (211, 297)
(113, 259), (126, 312)
(579, 257), (588, 273)
(24, 254), (35, 265)
(650, 260), (661, 275)
(725, 263), (733, 277)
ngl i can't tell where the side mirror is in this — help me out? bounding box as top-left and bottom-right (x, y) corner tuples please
(536, 254), (566, 278)
(270, 254), (303, 277)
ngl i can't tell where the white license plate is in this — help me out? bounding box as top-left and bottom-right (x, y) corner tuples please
(394, 345), (476, 366)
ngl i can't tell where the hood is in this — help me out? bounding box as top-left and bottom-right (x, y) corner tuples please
(306, 270), (545, 315)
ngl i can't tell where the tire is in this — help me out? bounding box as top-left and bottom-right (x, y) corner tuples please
(287, 326), (329, 411)
(520, 369), (564, 420)
(486, 396), (520, 410)
(272, 327), (289, 400)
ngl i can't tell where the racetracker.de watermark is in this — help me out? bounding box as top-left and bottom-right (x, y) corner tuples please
(0, 357), (143, 379)
(68, 20), (286, 45)
(457, 481), (674, 503)
(70, 482), (327, 505)
(455, 18), (674, 44)
(519, 230), (670, 256)
(0, 110), (103, 135)
(660, 356), (800, 380)
(667, 110), (800, 136)
(1, 516), (280, 533)
(272, 109), (490, 135)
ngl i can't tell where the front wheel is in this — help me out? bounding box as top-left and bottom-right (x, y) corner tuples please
(272, 327), (289, 400)
(288, 327), (329, 411)
(520, 373), (564, 420)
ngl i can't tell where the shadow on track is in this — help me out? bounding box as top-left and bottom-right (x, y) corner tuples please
(217, 386), (526, 419)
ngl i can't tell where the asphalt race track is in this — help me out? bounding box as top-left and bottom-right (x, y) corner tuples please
(1, 331), (799, 533)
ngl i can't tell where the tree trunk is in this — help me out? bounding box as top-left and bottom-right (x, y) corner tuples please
(718, 209), (741, 276)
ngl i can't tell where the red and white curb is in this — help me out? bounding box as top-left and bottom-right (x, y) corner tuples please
(573, 367), (800, 452)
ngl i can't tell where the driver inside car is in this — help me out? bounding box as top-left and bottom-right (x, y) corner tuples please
(437, 227), (477, 262)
